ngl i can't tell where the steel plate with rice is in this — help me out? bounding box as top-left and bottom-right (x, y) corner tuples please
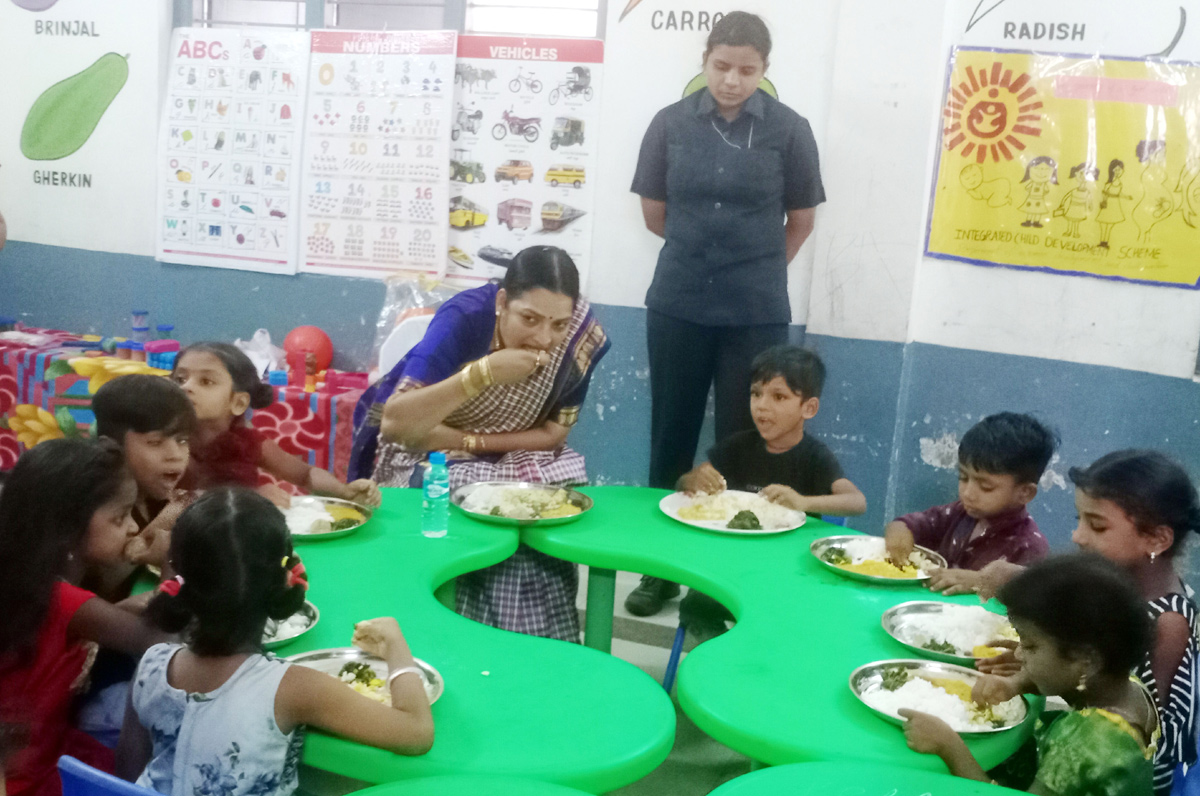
(850, 658), (1027, 734)
(284, 496), (372, 541)
(811, 535), (946, 585)
(882, 601), (1018, 666)
(262, 601), (319, 651)
(451, 481), (592, 527)
(287, 647), (444, 705)
(658, 490), (806, 535)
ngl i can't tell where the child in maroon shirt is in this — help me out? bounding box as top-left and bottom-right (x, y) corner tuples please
(885, 412), (1057, 594)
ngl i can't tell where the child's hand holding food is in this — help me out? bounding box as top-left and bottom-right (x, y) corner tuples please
(343, 479), (382, 508)
(897, 709), (959, 755)
(760, 484), (804, 511)
(352, 617), (407, 659)
(679, 462), (726, 495)
(971, 672), (1024, 706)
(974, 640), (1021, 677)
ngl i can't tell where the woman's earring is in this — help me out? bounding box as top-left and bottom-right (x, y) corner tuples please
(1076, 672), (1088, 693)
(1150, 551), (1158, 563)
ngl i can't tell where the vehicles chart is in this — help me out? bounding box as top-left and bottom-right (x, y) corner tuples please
(447, 36), (604, 287)
(156, 28), (309, 274)
(299, 30), (457, 279)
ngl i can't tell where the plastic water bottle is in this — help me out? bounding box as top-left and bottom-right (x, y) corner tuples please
(421, 452), (450, 538)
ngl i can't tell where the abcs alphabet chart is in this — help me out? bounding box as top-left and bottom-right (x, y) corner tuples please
(299, 30), (457, 279)
(156, 28), (308, 274)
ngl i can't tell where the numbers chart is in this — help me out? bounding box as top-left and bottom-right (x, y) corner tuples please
(300, 31), (456, 278)
(156, 28), (308, 274)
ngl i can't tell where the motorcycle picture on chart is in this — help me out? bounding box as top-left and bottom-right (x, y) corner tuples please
(509, 67), (543, 94)
(493, 109), (541, 143)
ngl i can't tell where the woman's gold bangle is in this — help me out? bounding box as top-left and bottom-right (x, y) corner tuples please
(460, 368), (481, 400)
(478, 355), (494, 387)
(462, 433), (477, 453)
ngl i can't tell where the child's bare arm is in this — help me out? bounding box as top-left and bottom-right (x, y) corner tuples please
(898, 710), (989, 781)
(115, 687), (153, 781)
(884, 521), (914, 565)
(68, 598), (172, 657)
(278, 617), (433, 754)
(259, 439), (381, 506)
(763, 478), (865, 516)
(677, 462), (725, 495)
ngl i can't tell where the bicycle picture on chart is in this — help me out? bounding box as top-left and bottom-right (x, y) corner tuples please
(509, 67), (543, 94)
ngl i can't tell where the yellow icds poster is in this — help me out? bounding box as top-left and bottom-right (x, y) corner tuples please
(926, 47), (1200, 289)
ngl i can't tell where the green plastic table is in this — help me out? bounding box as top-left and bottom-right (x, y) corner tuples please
(708, 761), (1024, 795)
(524, 487), (1042, 772)
(280, 488), (674, 793)
(354, 775), (595, 796)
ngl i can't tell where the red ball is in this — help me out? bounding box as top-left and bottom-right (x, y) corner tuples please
(284, 326), (334, 371)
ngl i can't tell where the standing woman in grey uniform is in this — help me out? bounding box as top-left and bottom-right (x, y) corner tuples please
(627, 12), (826, 616)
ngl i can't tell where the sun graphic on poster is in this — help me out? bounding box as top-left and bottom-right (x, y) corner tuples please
(943, 60), (1043, 163)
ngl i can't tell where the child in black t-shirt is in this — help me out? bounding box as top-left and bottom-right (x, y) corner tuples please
(679, 345), (865, 515)
(625, 346), (866, 625)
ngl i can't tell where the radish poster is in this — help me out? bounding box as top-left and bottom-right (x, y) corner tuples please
(155, 28), (309, 274)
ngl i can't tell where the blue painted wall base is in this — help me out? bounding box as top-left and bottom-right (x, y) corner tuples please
(5, 242), (1200, 565)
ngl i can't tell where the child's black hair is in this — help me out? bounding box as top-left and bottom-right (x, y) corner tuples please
(705, 11), (772, 64)
(504, 245), (580, 303)
(1069, 449), (1200, 558)
(0, 438), (128, 660)
(174, 342), (275, 410)
(957, 412), (1057, 485)
(749, 345), (825, 399)
(999, 554), (1151, 677)
(92, 374), (196, 441)
(146, 488), (306, 656)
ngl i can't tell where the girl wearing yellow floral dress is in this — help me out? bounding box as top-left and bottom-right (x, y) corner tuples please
(901, 554), (1159, 796)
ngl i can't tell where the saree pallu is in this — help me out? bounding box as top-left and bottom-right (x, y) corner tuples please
(350, 283), (609, 642)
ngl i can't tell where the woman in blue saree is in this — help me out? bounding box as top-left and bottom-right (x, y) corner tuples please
(349, 246), (610, 641)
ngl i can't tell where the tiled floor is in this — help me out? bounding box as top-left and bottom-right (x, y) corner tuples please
(299, 567), (749, 796)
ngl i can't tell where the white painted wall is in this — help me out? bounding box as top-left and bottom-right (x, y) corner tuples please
(590, 0), (1200, 377)
(586, 0), (841, 325)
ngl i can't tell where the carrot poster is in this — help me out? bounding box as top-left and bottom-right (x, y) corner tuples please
(926, 46), (1200, 289)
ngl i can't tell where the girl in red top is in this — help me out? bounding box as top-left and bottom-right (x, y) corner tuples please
(0, 439), (164, 796)
(172, 343), (380, 508)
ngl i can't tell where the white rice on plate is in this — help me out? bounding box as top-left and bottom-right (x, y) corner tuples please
(903, 605), (1017, 656)
(460, 484), (579, 520)
(339, 668), (437, 704)
(263, 612), (312, 645)
(676, 491), (802, 530)
(282, 502), (334, 535)
(863, 676), (1024, 732)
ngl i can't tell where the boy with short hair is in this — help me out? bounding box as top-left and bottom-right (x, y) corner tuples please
(92, 374), (196, 579)
(884, 412), (1056, 595)
(626, 346), (867, 620)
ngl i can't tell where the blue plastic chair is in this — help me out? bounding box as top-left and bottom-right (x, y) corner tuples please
(662, 515), (850, 692)
(58, 756), (160, 796)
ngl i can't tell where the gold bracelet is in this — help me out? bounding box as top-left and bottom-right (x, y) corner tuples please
(460, 367), (481, 400)
(462, 434), (477, 453)
(477, 434), (487, 453)
(478, 355), (494, 387)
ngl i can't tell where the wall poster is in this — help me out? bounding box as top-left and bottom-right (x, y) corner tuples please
(299, 30), (457, 279)
(155, 28), (308, 274)
(927, 46), (1200, 289)
(446, 35), (604, 287)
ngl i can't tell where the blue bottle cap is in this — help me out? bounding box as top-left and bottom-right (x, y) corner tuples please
(429, 452), (447, 465)
(156, 324), (174, 332)
(132, 309), (148, 315)
(268, 370), (288, 385)
(131, 326), (150, 332)
(0, 316), (15, 324)
(115, 341), (133, 349)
